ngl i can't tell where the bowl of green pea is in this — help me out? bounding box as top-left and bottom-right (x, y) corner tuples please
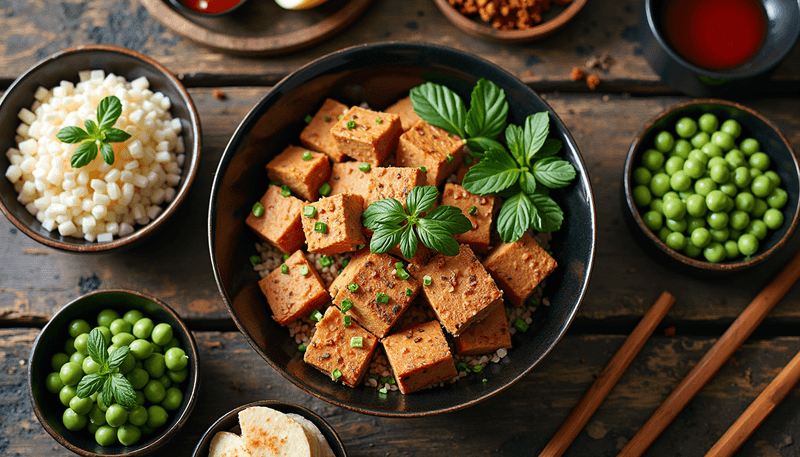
(623, 99), (800, 274)
(27, 289), (200, 456)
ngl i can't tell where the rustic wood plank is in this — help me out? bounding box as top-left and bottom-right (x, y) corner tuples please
(0, 0), (797, 90)
(2, 329), (799, 456)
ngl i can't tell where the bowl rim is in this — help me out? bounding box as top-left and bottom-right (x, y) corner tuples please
(643, 0), (800, 80)
(27, 288), (201, 456)
(0, 44), (202, 253)
(190, 400), (347, 457)
(208, 41), (596, 417)
(623, 98), (800, 272)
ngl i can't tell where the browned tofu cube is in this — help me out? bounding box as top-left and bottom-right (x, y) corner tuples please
(409, 244), (503, 336)
(453, 305), (512, 356)
(304, 306), (378, 387)
(482, 232), (557, 307)
(384, 96), (422, 132)
(382, 321), (458, 394)
(302, 193), (366, 255)
(266, 145), (331, 202)
(396, 121), (464, 187)
(331, 107), (401, 167)
(456, 154), (478, 185)
(258, 251), (329, 325)
(389, 243), (434, 268)
(328, 247), (371, 299)
(328, 162), (371, 199)
(363, 167), (426, 210)
(245, 185), (305, 254)
(331, 251), (420, 338)
(441, 183), (496, 254)
(300, 98), (349, 162)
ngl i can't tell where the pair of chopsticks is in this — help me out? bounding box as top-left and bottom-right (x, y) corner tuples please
(541, 249), (800, 457)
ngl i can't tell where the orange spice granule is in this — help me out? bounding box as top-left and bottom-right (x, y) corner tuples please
(586, 74), (600, 90)
(569, 66), (586, 81)
(449, 0), (573, 30)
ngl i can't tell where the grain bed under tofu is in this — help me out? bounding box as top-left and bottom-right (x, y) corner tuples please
(258, 251), (329, 326)
(441, 183), (497, 254)
(300, 98), (349, 162)
(266, 145), (331, 202)
(396, 120), (464, 187)
(382, 320), (458, 394)
(483, 232), (557, 307)
(331, 106), (402, 167)
(246, 185), (305, 254)
(301, 193), (365, 255)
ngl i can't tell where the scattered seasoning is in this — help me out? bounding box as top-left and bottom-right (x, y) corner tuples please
(482, 378), (488, 383)
(343, 315), (352, 327)
(346, 120), (356, 130)
(586, 74), (601, 90)
(468, 205), (478, 215)
(664, 326), (677, 337)
(405, 287), (413, 297)
(212, 89), (226, 100)
(423, 275), (432, 286)
(569, 66), (587, 81)
(513, 318), (529, 333)
(376, 118), (383, 124)
(299, 265), (309, 276)
(249, 255), (261, 266)
(396, 267), (410, 280)
(280, 264), (289, 274)
(304, 114), (313, 123)
(314, 222), (328, 234)
(310, 310), (323, 322)
(341, 299), (353, 313)
(376, 292), (389, 304)
(251, 202), (264, 217)
(320, 255), (334, 267)
(420, 166), (427, 173)
(350, 336), (363, 347)
(378, 387), (387, 398)
(457, 362), (470, 372)
(324, 116), (331, 122)
(331, 368), (342, 380)
(297, 344), (306, 352)
(302, 150), (313, 161)
(282, 253), (290, 261)
(359, 163), (371, 172)
(341, 258), (350, 268)
(446, 153), (454, 162)
(280, 185), (291, 197)
(347, 282), (359, 292)
(318, 183), (332, 197)
(303, 205), (317, 217)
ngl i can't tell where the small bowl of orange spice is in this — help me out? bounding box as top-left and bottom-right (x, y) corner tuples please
(168, 0), (249, 16)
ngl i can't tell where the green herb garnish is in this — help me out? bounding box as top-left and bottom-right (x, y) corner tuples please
(75, 328), (137, 409)
(304, 205), (317, 218)
(319, 183), (331, 197)
(513, 318), (529, 333)
(359, 163), (371, 172)
(405, 287), (413, 297)
(376, 292), (389, 304)
(324, 116), (331, 122)
(314, 222), (327, 234)
(57, 95), (131, 169)
(468, 205), (478, 215)
(310, 310), (323, 322)
(361, 186), (471, 259)
(331, 368), (342, 380)
(249, 255), (261, 266)
(299, 265), (309, 276)
(423, 275), (432, 286)
(319, 255), (334, 267)
(341, 299), (353, 313)
(298, 344), (306, 352)
(347, 282), (359, 292)
(252, 202), (264, 217)
(343, 315), (352, 327)
(304, 114), (313, 123)
(302, 150), (313, 161)
(346, 120), (356, 130)
(350, 336), (363, 347)
(280, 185), (291, 197)
(281, 264), (288, 274)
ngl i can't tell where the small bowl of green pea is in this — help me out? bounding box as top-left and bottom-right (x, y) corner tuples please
(27, 289), (200, 456)
(623, 99), (800, 274)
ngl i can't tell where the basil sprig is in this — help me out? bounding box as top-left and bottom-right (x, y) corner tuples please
(75, 328), (138, 409)
(56, 95), (131, 169)
(409, 79), (576, 242)
(362, 186), (472, 258)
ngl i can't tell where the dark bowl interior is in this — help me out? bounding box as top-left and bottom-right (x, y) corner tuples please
(622, 99), (800, 274)
(208, 42), (596, 416)
(191, 400), (347, 457)
(28, 289), (200, 456)
(0, 45), (201, 252)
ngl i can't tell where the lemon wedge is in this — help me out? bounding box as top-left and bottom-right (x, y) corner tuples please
(274, 0), (329, 9)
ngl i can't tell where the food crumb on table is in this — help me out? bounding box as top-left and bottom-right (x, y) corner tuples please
(586, 74), (601, 90)
(448, 0), (573, 30)
(213, 89), (226, 100)
(569, 66), (586, 81)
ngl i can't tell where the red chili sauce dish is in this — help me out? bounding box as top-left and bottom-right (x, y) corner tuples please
(662, 0), (767, 71)
(177, 0), (245, 14)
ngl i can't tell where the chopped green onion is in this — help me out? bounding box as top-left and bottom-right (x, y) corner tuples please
(343, 315), (352, 327)
(420, 166), (427, 173)
(347, 282), (359, 292)
(529, 297), (539, 307)
(337, 114), (343, 120)
(314, 222), (327, 234)
(346, 120), (356, 130)
(251, 202), (264, 217)
(350, 336), (363, 347)
(396, 269), (410, 280)
(319, 183), (331, 197)
(280, 264), (288, 274)
(280, 185), (291, 197)
(376, 293), (389, 304)
(303, 205), (317, 217)
(341, 258), (350, 268)
(324, 116), (331, 122)
(472, 365), (483, 373)
(468, 205), (478, 215)
(376, 118), (383, 124)
(394, 262), (404, 269)
(320, 255), (334, 267)
(331, 368), (342, 380)
(298, 344), (306, 352)
(456, 362), (470, 372)
(304, 114), (312, 123)
(340, 299), (353, 313)
(302, 150), (313, 161)
(513, 318), (529, 333)
(482, 378), (488, 383)
(282, 253), (290, 261)
(446, 154), (453, 162)
(405, 287), (413, 297)
(423, 275), (432, 286)
(379, 376), (392, 384)
(359, 163), (371, 172)
(299, 265), (309, 276)
(378, 388), (387, 398)
(310, 310), (324, 322)
(548, 250), (554, 256)
(355, 244), (365, 250)
(249, 255), (262, 266)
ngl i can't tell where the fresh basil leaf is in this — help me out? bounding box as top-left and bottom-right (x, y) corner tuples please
(70, 141), (98, 169)
(76, 373), (105, 398)
(416, 221), (460, 256)
(111, 373), (138, 409)
(505, 123), (526, 167)
(533, 157), (577, 189)
(406, 186), (438, 216)
(462, 144), (521, 195)
(465, 78), (508, 140)
(56, 126), (91, 144)
(425, 205), (472, 235)
(97, 95), (123, 131)
(84, 119), (101, 139)
(100, 377), (114, 408)
(497, 192), (533, 243)
(100, 142), (114, 165)
(465, 137), (503, 155)
(519, 171), (537, 195)
(523, 112), (550, 164)
(370, 224), (405, 254)
(104, 128), (131, 144)
(87, 328), (108, 366)
(529, 193), (564, 232)
(409, 82), (467, 138)
(107, 346), (129, 370)
(399, 225), (419, 259)
(362, 199), (407, 229)
(534, 138), (563, 159)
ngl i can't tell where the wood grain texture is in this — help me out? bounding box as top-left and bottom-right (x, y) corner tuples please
(0, 0), (797, 90)
(2, 329), (800, 456)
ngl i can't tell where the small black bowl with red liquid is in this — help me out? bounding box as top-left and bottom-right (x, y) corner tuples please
(640, 0), (800, 96)
(168, 0), (248, 17)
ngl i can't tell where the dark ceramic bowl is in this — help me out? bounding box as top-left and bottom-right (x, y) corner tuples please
(0, 45), (201, 253)
(191, 400), (347, 457)
(168, 0), (249, 17)
(28, 289), (200, 456)
(640, 0), (800, 96)
(208, 42), (595, 416)
(623, 99), (800, 274)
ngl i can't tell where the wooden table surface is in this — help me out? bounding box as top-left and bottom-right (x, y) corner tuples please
(2, 1), (800, 456)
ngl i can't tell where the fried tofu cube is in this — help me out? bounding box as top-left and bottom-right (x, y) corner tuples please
(409, 244), (503, 336)
(300, 98), (349, 162)
(382, 321), (458, 394)
(328, 162), (371, 199)
(384, 96), (422, 132)
(258, 251), (329, 325)
(389, 243), (434, 268)
(304, 306), (378, 388)
(266, 145), (331, 202)
(331, 107), (401, 167)
(363, 167), (426, 210)
(456, 154), (478, 185)
(328, 247), (370, 299)
(482, 232), (557, 307)
(453, 305), (512, 356)
(441, 183), (497, 254)
(301, 193), (366, 255)
(331, 251), (420, 338)
(396, 120), (463, 187)
(245, 185), (305, 254)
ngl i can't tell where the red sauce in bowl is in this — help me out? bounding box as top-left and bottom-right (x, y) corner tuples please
(662, 0), (767, 71)
(178, 0), (245, 14)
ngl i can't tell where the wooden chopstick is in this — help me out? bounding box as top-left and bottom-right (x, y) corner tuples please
(539, 291), (676, 457)
(618, 249), (800, 457)
(705, 348), (800, 457)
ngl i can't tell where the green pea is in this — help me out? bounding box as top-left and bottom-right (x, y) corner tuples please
(767, 188), (788, 209)
(666, 232), (687, 250)
(655, 131), (675, 152)
(132, 318), (155, 340)
(641, 149), (665, 171)
(725, 150), (746, 169)
(665, 156), (685, 175)
(720, 119), (742, 139)
(112, 332), (136, 347)
(663, 198), (686, 220)
(95, 425), (118, 446)
(719, 183), (738, 198)
(688, 149), (709, 166)
(64, 337), (76, 355)
(749, 152), (770, 171)
(649, 173), (671, 197)
(673, 139), (692, 158)
(118, 424), (141, 446)
(751, 175), (773, 198)
(109, 318), (132, 336)
(127, 367), (150, 390)
(97, 309), (120, 328)
(94, 326), (112, 346)
(707, 212), (729, 230)
(711, 131), (734, 151)
(691, 227), (711, 248)
(704, 242), (726, 263)
(633, 167), (652, 185)
(709, 163), (730, 184)
(764, 208), (784, 230)
(683, 158), (705, 179)
(750, 167), (763, 179)
(663, 191), (680, 202)
(724, 240), (740, 259)
(82, 356), (100, 375)
(118, 352), (136, 375)
(144, 380), (166, 404)
(129, 339), (154, 360)
(51, 353), (70, 372)
(162, 338), (181, 351)
(68, 319), (91, 338)
(684, 241), (702, 258)
(738, 233), (759, 256)
(161, 387), (183, 411)
(730, 210), (751, 231)
(736, 192), (756, 212)
(733, 167), (752, 189)
(157, 374), (172, 389)
(69, 352), (85, 367)
(709, 227), (730, 243)
(63, 408), (88, 432)
(666, 218), (687, 232)
(691, 131), (710, 149)
(669, 171), (692, 192)
(144, 353), (166, 379)
(87, 423), (100, 435)
(763, 171), (781, 188)
(59, 361), (83, 386)
(73, 333), (89, 356)
(730, 229), (743, 241)
(698, 113), (719, 133)
(151, 323), (173, 346)
(649, 198), (664, 214)
(45, 372), (64, 394)
(751, 198), (769, 218)
(123, 310), (145, 326)
(89, 404), (107, 426)
(740, 138), (760, 156)
(167, 368), (188, 384)
(128, 405), (148, 427)
(136, 390), (146, 406)
(695, 178), (717, 196)
(146, 405), (169, 429)
(657, 227), (671, 242)
(164, 347), (189, 371)
(724, 196), (735, 213)
(701, 142), (723, 158)
(105, 404), (128, 428)
(747, 220), (768, 240)
(675, 117), (697, 138)
(69, 395), (94, 415)
(686, 216), (707, 233)
(59, 385), (77, 406)
(141, 424), (155, 436)
(706, 190), (728, 212)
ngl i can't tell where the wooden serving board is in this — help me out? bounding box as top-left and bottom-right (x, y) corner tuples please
(138, 0), (374, 56)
